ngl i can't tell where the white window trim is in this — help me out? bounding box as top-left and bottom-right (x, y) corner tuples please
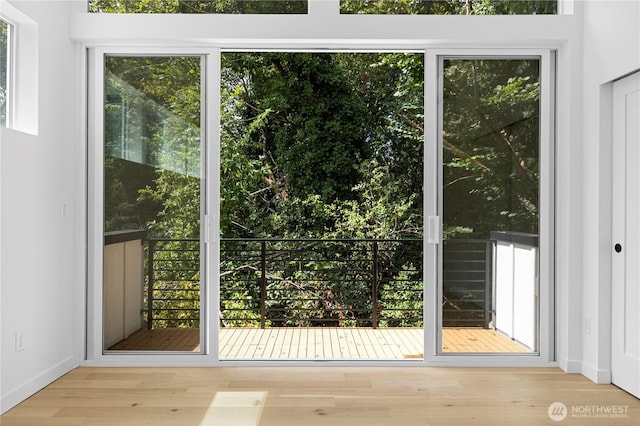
(0, 0), (38, 135)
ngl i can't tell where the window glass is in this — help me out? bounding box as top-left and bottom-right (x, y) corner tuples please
(103, 56), (203, 352)
(89, 0), (308, 14)
(341, 0), (556, 15)
(0, 19), (9, 127)
(440, 58), (541, 353)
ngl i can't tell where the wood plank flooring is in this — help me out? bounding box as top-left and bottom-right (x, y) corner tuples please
(109, 327), (528, 357)
(2, 367), (638, 425)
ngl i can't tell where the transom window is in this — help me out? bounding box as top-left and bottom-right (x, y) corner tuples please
(0, 18), (10, 127)
(87, 0), (557, 14)
(88, 0), (308, 14)
(341, 0), (557, 15)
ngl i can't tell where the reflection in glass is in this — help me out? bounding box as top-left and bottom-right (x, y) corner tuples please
(441, 58), (540, 353)
(103, 56), (202, 352)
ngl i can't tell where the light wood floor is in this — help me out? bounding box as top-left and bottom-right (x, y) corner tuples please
(1, 367), (638, 425)
(109, 327), (529, 357)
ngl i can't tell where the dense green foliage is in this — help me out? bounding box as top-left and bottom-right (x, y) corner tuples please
(443, 59), (540, 238)
(218, 52), (425, 326)
(89, 0), (555, 15)
(105, 52), (426, 327)
(341, 0), (556, 14)
(89, 0), (307, 14)
(104, 51), (541, 328)
(100, 1), (542, 330)
(221, 52), (424, 240)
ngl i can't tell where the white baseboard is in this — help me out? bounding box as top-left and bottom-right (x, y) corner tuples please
(581, 361), (612, 384)
(0, 356), (77, 414)
(558, 356), (582, 373)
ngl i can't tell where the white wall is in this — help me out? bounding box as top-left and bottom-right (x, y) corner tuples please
(581, 0), (640, 383)
(0, 0), (82, 413)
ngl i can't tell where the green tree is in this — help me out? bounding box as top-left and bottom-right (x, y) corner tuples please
(215, 52), (426, 327)
(442, 59), (540, 238)
(103, 49), (540, 329)
(341, 0), (556, 15)
(226, 53), (369, 204)
(89, 0), (307, 14)
(220, 52), (424, 240)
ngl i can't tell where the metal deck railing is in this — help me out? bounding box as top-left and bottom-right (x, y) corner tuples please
(142, 237), (494, 330)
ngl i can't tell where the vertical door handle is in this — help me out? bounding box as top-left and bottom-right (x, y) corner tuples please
(428, 216), (440, 244)
(204, 214), (213, 244)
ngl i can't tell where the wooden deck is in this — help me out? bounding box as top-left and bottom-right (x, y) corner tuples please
(220, 327), (424, 359)
(109, 327), (528, 357)
(442, 327), (530, 353)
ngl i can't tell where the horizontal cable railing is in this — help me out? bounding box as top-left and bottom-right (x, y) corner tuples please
(145, 238), (200, 329)
(219, 238), (423, 329)
(144, 238), (424, 329)
(143, 237), (493, 330)
(442, 239), (495, 328)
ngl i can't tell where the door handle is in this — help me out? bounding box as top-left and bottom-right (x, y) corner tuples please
(427, 216), (440, 244)
(615, 243), (622, 253)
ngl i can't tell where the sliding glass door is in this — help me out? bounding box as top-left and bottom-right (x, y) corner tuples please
(89, 48), (553, 363)
(427, 51), (553, 360)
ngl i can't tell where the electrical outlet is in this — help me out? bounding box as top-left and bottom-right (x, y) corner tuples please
(15, 332), (25, 352)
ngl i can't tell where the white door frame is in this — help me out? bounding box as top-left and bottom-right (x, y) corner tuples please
(86, 46), (556, 366)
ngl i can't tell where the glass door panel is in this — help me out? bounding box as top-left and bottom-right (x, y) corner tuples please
(440, 58), (540, 354)
(103, 56), (203, 352)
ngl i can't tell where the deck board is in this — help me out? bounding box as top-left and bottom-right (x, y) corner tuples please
(109, 327), (528, 357)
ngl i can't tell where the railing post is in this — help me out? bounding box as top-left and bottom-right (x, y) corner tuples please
(372, 240), (379, 329)
(260, 240), (267, 329)
(146, 239), (155, 330)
